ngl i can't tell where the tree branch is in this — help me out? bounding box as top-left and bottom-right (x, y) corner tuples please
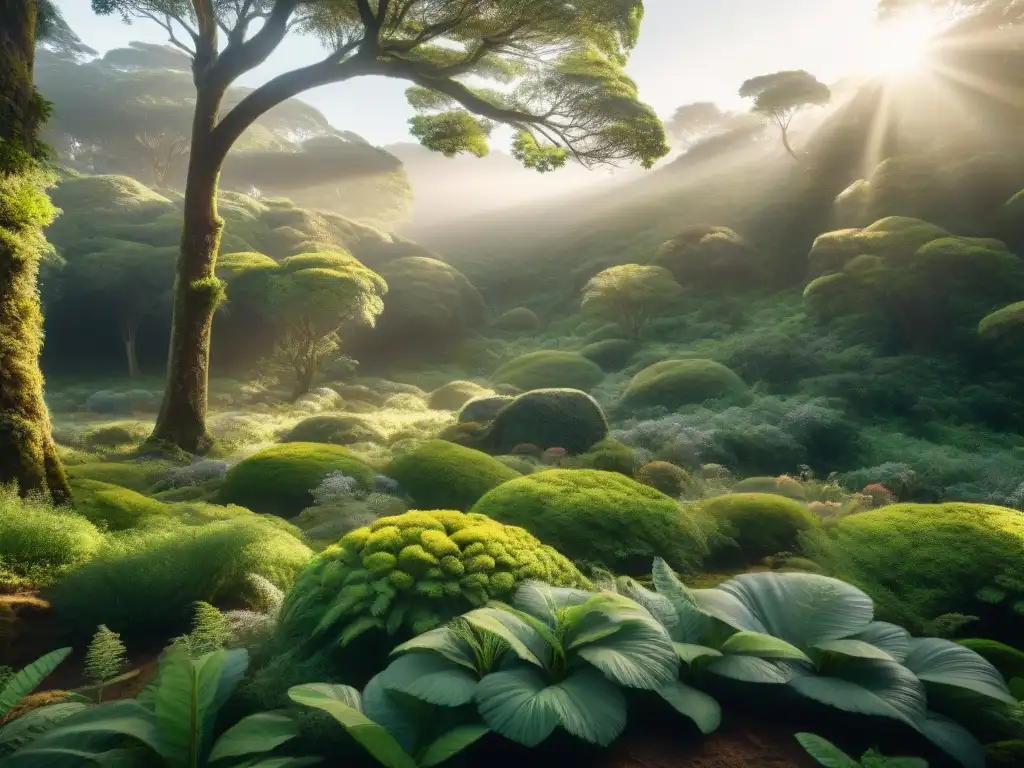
(211, 0), (300, 87)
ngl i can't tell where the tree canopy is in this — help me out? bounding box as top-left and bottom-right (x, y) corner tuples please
(581, 264), (682, 339)
(739, 70), (830, 161)
(665, 102), (735, 147)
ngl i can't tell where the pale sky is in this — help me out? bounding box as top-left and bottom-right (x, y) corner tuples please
(52, 0), (893, 148)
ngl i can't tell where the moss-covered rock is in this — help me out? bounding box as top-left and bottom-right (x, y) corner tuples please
(580, 339), (638, 372)
(636, 461), (699, 498)
(427, 380), (493, 411)
(70, 479), (172, 532)
(698, 493), (814, 565)
(621, 359), (748, 411)
(282, 415), (386, 446)
(979, 301), (1024, 346)
(471, 469), (707, 573)
(492, 307), (541, 332)
(651, 224), (758, 292)
(574, 438), (636, 476)
(733, 476), (808, 501)
(385, 440), (519, 511)
(457, 395), (514, 424)
(481, 388), (609, 456)
(66, 460), (178, 493)
(218, 443), (375, 516)
(492, 351), (604, 392)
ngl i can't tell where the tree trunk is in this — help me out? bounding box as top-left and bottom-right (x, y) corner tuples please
(292, 359), (316, 401)
(0, 0), (71, 504)
(780, 127), (800, 163)
(150, 85), (227, 455)
(122, 320), (140, 378)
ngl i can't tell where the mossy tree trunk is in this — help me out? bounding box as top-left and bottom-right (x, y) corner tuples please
(0, 0), (71, 503)
(122, 318), (140, 378)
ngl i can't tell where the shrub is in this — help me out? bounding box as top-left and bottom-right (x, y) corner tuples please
(282, 415), (386, 446)
(580, 338), (638, 371)
(492, 351), (604, 392)
(481, 388), (609, 456)
(218, 442), (375, 516)
(427, 380), (492, 411)
(979, 301), (1024, 346)
(580, 264), (683, 339)
(49, 516), (312, 640)
(471, 469), (707, 573)
(573, 437), (636, 476)
(816, 502), (1024, 634)
(621, 359), (748, 411)
(697, 493), (814, 565)
(491, 307), (540, 331)
(636, 461), (699, 498)
(651, 224), (758, 292)
(70, 479), (172, 531)
(457, 394), (514, 424)
(385, 440), (519, 511)
(78, 423), (148, 450)
(0, 486), (103, 590)
(67, 460), (177, 493)
(733, 475), (808, 500)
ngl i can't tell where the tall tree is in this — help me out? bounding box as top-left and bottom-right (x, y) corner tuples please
(0, 0), (72, 503)
(92, 0), (669, 454)
(665, 102), (733, 148)
(739, 70), (830, 162)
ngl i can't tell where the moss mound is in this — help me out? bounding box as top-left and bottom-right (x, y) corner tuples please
(575, 438), (636, 476)
(492, 307), (541, 331)
(492, 351), (604, 392)
(651, 224), (758, 292)
(71, 479), (171, 532)
(698, 493), (813, 565)
(621, 359), (748, 410)
(67, 460), (177, 493)
(385, 440), (519, 511)
(733, 476), (808, 501)
(823, 503), (1024, 633)
(273, 509), (589, 651)
(427, 380), (493, 411)
(636, 461), (699, 498)
(471, 469), (707, 574)
(580, 338), (638, 371)
(283, 415), (386, 446)
(979, 301), (1024, 345)
(457, 394), (514, 424)
(218, 443), (375, 516)
(481, 388), (609, 456)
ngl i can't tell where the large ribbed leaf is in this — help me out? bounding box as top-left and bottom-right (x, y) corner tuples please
(674, 643), (722, 664)
(903, 638), (1014, 703)
(391, 627), (476, 672)
(288, 684), (416, 768)
(788, 659), (927, 727)
(207, 712), (299, 762)
(849, 622), (911, 663)
(720, 631), (811, 662)
(812, 639), (895, 662)
(511, 582), (593, 627)
(462, 607), (546, 667)
(576, 620), (678, 689)
(617, 577), (678, 635)
(705, 656), (792, 684)
(0, 648), (72, 716)
(793, 733), (859, 768)
(0, 701), (92, 756)
(651, 558), (709, 642)
(154, 649), (224, 766)
(378, 652), (480, 706)
(656, 681), (721, 734)
(714, 573), (874, 649)
(691, 588), (766, 634)
(361, 675), (420, 756)
(918, 711), (985, 768)
(418, 725), (489, 767)
(473, 668), (558, 747)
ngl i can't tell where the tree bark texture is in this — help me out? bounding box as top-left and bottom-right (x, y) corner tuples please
(0, 0), (71, 504)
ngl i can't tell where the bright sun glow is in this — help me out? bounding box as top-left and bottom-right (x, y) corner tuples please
(863, 11), (946, 77)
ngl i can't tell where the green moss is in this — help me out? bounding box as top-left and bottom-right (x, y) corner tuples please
(471, 469), (707, 574)
(481, 388), (609, 455)
(580, 338), (638, 371)
(621, 359), (748, 410)
(283, 415), (386, 446)
(218, 442), (374, 516)
(457, 394), (514, 424)
(492, 351), (604, 392)
(574, 438), (636, 476)
(427, 380), (492, 411)
(651, 224), (758, 292)
(70, 478), (171, 532)
(636, 461), (699, 498)
(67, 460), (176, 493)
(78, 423), (149, 450)
(698, 493), (814, 566)
(385, 440), (519, 511)
(492, 307), (540, 331)
(733, 476), (808, 500)
(979, 301), (1024, 345)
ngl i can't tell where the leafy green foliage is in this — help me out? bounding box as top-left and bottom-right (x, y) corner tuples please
(698, 493), (815, 565)
(620, 359), (749, 411)
(739, 70), (830, 160)
(470, 469), (708, 574)
(170, 602), (229, 659)
(481, 388), (610, 456)
(0, 648), (72, 720)
(796, 732), (928, 767)
(84, 625), (127, 703)
(384, 440), (519, 511)
(492, 351), (605, 392)
(581, 264), (683, 340)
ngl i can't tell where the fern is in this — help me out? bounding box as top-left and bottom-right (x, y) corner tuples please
(83, 625), (127, 703)
(170, 602), (229, 657)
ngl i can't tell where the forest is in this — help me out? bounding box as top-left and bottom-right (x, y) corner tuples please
(0, 0), (1022, 766)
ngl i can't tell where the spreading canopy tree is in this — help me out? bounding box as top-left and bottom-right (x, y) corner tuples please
(581, 264), (682, 340)
(91, 0), (669, 454)
(665, 102), (735, 148)
(739, 69), (830, 162)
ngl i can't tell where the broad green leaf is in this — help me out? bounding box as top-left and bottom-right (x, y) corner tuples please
(794, 733), (860, 767)
(0, 701), (92, 754)
(720, 631), (812, 662)
(511, 581), (592, 627)
(691, 588), (766, 634)
(714, 572), (874, 649)
(378, 652), (479, 706)
(491, 602), (562, 660)
(656, 681), (721, 734)
(617, 577), (679, 635)
(0, 648), (72, 716)
(540, 668), (627, 746)
(240, 759), (324, 768)
(362, 674), (421, 756)
(813, 639), (895, 662)
(850, 622), (911, 663)
(706, 656), (792, 684)
(288, 684), (416, 768)
(390, 627), (477, 673)
(652, 558), (708, 642)
(3, 700), (164, 759)
(210, 648), (249, 724)
(462, 607), (544, 667)
(2, 746), (148, 767)
(674, 643), (722, 664)
(207, 711), (299, 762)
(418, 724), (490, 767)
(577, 620), (679, 689)
(474, 667), (559, 747)
(789, 659), (926, 727)
(155, 648), (224, 766)
(918, 711), (984, 768)
(903, 638), (1014, 703)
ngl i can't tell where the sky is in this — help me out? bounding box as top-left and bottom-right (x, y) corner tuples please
(52, 0), (895, 149)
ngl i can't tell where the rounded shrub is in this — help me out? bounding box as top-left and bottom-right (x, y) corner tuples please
(436, 421), (489, 449)
(492, 307), (540, 331)
(384, 440), (519, 511)
(481, 388), (609, 456)
(427, 380), (492, 411)
(71, 479), (172, 531)
(733, 476), (808, 501)
(470, 469), (707, 574)
(79, 423), (147, 450)
(492, 351), (604, 392)
(651, 224), (758, 292)
(580, 339), (638, 372)
(621, 359), (748, 411)
(698, 493), (814, 565)
(67, 460), (178, 493)
(636, 461), (699, 498)
(218, 443), (375, 516)
(979, 301), (1024, 346)
(283, 415), (386, 446)
(574, 438), (636, 476)
(457, 394), (514, 424)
